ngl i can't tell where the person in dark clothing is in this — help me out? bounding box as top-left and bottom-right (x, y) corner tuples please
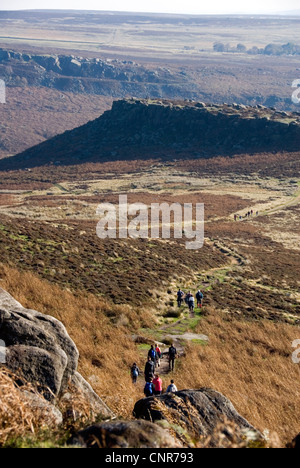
(145, 357), (155, 382)
(148, 345), (158, 367)
(168, 344), (177, 372)
(185, 291), (192, 305)
(177, 289), (184, 307)
(188, 294), (195, 313)
(196, 290), (204, 308)
(144, 378), (155, 398)
(131, 363), (140, 384)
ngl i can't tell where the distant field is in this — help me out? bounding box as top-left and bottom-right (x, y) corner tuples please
(1, 11), (300, 58)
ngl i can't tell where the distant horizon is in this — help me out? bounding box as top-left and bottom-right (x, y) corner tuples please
(0, 0), (299, 16)
(0, 8), (300, 16)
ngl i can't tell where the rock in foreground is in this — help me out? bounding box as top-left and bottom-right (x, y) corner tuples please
(69, 420), (182, 448)
(0, 288), (114, 420)
(287, 433), (300, 448)
(134, 388), (263, 447)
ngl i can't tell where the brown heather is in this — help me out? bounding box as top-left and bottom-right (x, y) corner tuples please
(174, 307), (300, 445)
(0, 369), (53, 446)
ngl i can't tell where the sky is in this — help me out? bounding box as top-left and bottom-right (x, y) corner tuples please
(0, 0), (299, 15)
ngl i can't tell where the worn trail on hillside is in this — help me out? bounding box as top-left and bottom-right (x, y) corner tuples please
(140, 242), (243, 383)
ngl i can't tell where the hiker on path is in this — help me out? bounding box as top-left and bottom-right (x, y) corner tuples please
(168, 344), (177, 372)
(131, 363), (140, 384)
(144, 378), (155, 398)
(177, 289), (184, 307)
(148, 345), (158, 367)
(155, 343), (162, 368)
(145, 357), (155, 382)
(196, 290), (204, 309)
(188, 294), (195, 313)
(185, 291), (192, 306)
(166, 380), (178, 393)
(153, 374), (163, 396)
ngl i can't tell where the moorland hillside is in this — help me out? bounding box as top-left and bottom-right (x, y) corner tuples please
(1, 98), (300, 170)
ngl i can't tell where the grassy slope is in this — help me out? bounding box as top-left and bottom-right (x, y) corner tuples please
(1, 262), (299, 446)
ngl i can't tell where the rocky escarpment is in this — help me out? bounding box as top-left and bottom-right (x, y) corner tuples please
(0, 48), (196, 99)
(1, 98), (299, 170)
(0, 288), (114, 421)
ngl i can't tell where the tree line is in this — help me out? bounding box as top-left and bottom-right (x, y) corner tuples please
(213, 42), (300, 56)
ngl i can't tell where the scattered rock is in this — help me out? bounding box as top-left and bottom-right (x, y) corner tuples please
(69, 420), (182, 448)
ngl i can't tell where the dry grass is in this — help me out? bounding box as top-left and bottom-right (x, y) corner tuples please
(0, 369), (56, 446)
(0, 264), (152, 418)
(1, 264), (299, 446)
(174, 307), (300, 446)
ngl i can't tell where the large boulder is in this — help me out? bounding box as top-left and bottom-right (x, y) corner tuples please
(22, 390), (63, 426)
(60, 372), (114, 420)
(32, 55), (62, 73)
(0, 288), (114, 421)
(133, 388), (263, 447)
(69, 420), (182, 448)
(0, 288), (79, 399)
(59, 56), (82, 76)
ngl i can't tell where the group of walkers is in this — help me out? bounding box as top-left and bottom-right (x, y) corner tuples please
(130, 343), (179, 398)
(234, 210), (259, 221)
(129, 287), (204, 398)
(177, 288), (204, 313)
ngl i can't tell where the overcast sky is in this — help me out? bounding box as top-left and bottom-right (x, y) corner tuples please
(0, 0), (299, 15)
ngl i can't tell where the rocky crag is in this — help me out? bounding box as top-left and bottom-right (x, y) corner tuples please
(0, 48), (197, 100)
(1, 98), (299, 170)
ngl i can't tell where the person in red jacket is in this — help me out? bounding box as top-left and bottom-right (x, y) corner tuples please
(153, 374), (163, 396)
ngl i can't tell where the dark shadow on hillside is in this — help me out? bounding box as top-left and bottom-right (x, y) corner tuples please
(0, 99), (299, 171)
